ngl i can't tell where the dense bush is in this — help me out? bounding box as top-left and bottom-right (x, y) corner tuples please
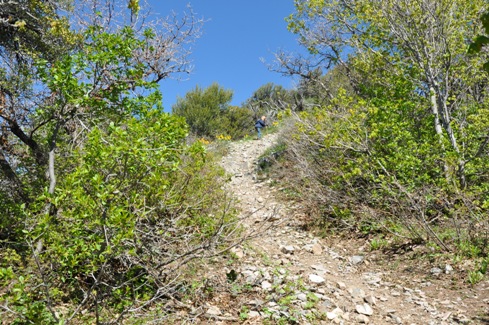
(271, 0), (489, 268)
(275, 89), (489, 253)
(172, 83), (253, 140)
(0, 10), (242, 323)
(0, 108), (241, 324)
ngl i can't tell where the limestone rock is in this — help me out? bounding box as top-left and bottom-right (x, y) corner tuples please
(356, 303), (373, 316)
(312, 243), (323, 255)
(351, 255), (365, 265)
(206, 305), (221, 316)
(309, 274), (325, 284)
(281, 245), (295, 254)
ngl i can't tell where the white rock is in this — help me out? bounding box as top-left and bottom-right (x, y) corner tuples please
(336, 281), (347, 289)
(230, 247), (244, 259)
(297, 293), (307, 301)
(389, 314), (402, 324)
(312, 243), (323, 255)
(326, 311), (338, 320)
(445, 264), (453, 274)
(441, 312), (452, 320)
(351, 255), (365, 265)
(309, 274), (325, 284)
(332, 307), (344, 316)
(206, 305), (221, 316)
(261, 281), (272, 291)
(248, 311), (261, 318)
(356, 303), (373, 316)
(281, 245), (295, 254)
(349, 287), (366, 299)
(364, 295), (377, 306)
(356, 314), (370, 323)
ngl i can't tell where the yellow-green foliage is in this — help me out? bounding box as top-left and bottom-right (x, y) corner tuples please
(278, 80), (489, 248)
(172, 84), (253, 140)
(15, 108), (240, 323)
(0, 25), (241, 324)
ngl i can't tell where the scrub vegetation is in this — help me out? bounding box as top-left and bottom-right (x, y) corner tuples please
(2, 0), (489, 323)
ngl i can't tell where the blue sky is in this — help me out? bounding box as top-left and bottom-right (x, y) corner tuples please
(146, 1), (303, 110)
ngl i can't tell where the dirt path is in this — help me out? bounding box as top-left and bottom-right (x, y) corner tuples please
(205, 132), (488, 324)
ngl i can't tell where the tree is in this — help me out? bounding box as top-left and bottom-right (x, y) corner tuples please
(469, 11), (489, 72)
(0, 2), (248, 324)
(285, 0), (488, 189)
(269, 0), (489, 254)
(172, 83), (234, 138)
(0, 0), (202, 240)
(244, 83), (292, 119)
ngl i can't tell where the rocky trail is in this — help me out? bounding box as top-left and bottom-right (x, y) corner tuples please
(195, 132), (489, 324)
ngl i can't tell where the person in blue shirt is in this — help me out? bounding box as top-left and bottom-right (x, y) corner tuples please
(255, 115), (267, 139)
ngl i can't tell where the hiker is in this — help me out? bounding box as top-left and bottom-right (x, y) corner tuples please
(255, 115), (267, 139)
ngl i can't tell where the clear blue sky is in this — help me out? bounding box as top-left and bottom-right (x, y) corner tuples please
(147, 1), (303, 110)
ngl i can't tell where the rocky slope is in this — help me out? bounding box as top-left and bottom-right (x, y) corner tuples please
(194, 132), (488, 324)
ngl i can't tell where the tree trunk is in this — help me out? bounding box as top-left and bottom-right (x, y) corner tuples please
(430, 87), (449, 181)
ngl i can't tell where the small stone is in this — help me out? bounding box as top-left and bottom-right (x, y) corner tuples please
(321, 299), (333, 308)
(248, 311), (261, 318)
(312, 243), (323, 255)
(327, 311), (338, 320)
(350, 287), (366, 300)
(337, 281), (346, 289)
(297, 293), (307, 301)
(248, 299), (264, 307)
(389, 314), (402, 324)
(356, 314), (370, 323)
(311, 264), (327, 272)
(351, 255), (365, 265)
(332, 307), (344, 317)
(281, 245), (295, 254)
(262, 270), (271, 280)
(445, 264), (454, 274)
(430, 267), (443, 275)
(309, 274), (325, 284)
(456, 315), (470, 324)
(440, 312), (452, 321)
(230, 247), (244, 259)
(356, 303), (373, 316)
(261, 281), (272, 291)
(206, 305), (221, 316)
(364, 295), (377, 306)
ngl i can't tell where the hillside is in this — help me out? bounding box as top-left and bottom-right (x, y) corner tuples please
(183, 132), (489, 324)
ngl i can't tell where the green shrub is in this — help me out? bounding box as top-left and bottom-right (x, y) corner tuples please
(172, 83), (253, 140)
(274, 88), (489, 254)
(13, 107), (241, 323)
